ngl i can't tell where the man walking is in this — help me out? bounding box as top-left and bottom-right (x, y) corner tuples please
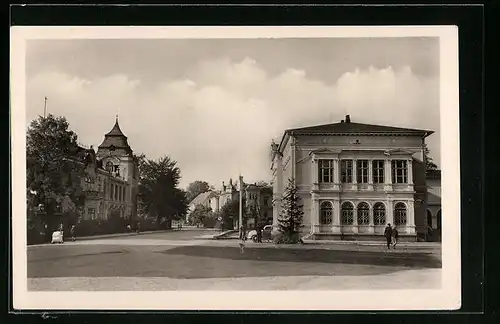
(391, 225), (399, 249)
(384, 223), (393, 250)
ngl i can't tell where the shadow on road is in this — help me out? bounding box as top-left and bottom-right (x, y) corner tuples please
(161, 245), (442, 269)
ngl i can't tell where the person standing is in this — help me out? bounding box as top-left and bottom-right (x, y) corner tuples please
(70, 225), (76, 242)
(384, 223), (393, 249)
(392, 225), (399, 249)
(256, 225), (263, 243)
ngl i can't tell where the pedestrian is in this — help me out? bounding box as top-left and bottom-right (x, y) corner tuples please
(384, 223), (393, 250)
(256, 225), (262, 243)
(70, 224), (76, 242)
(239, 226), (244, 240)
(392, 225), (399, 249)
(136, 221), (141, 234)
(238, 236), (246, 254)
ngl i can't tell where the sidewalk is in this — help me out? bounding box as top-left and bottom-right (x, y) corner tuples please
(302, 239), (441, 248)
(28, 268), (442, 291)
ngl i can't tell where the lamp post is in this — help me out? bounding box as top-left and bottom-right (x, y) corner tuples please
(239, 175), (243, 237)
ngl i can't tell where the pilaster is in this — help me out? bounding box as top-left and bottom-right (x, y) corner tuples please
(332, 200), (341, 233)
(384, 159), (393, 191)
(352, 207), (359, 234)
(387, 200), (394, 226)
(368, 159), (374, 190)
(353, 159), (358, 184)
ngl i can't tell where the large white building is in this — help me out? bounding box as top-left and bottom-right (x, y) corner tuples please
(271, 115), (435, 241)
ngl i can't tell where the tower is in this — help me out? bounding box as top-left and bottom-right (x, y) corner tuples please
(97, 117), (138, 219)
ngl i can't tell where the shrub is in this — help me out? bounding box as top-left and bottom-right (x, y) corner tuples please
(273, 232), (302, 244)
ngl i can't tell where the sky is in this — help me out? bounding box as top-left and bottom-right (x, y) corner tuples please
(25, 37), (440, 189)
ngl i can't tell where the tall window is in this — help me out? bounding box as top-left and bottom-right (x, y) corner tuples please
(88, 208), (96, 220)
(320, 201), (333, 225)
(319, 159), (334, 183)
(392, 160), (408, 184)
(263, 198), (268, 206)
(115, 184), (118, 200)
(373, 160), (385, 183)
(357, 202), (369, 225)
(341, 160), (353, 183)
(123, 187), (126, 201)
(356, 160), (369, 183)
(373, 202), (386, 225)
(341, 202), (354, 225)
(110, 183), (114, 200)
(394, 202), (407, 225)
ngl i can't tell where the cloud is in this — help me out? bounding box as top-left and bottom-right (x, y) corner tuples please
(26, 58), (440, 189)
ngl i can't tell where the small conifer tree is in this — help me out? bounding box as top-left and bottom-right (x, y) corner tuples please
(277, 178), (304, 243)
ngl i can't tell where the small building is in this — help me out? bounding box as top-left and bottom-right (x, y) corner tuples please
(271, 115), (435, 242)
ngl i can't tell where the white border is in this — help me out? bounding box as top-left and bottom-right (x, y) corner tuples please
(11, 26), (460, 310)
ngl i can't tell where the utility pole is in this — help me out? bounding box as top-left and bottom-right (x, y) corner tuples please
(239, 175), (243, 237)
(44, 96), (48, 118)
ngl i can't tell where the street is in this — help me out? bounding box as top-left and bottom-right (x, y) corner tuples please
(28, 229), (442, 291)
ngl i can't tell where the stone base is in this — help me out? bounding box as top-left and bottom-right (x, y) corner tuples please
(311, 233), (417, 242)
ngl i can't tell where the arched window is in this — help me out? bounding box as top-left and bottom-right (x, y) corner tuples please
(394, 202), (407, 225)
(373, 202), (386, 225)
(427, 209), (433, 228)
(341, 202), (354, 225)
(357, 202), (370, 225)
(320, 201), (333, 225)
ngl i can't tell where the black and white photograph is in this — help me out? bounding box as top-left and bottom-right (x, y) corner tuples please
(11, 26), (460, 310)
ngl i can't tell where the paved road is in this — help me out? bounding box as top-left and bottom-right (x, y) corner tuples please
(27, 230), (442, 290)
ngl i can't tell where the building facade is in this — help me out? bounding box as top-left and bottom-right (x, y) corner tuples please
(271, 115), (434, 241)
(426, 169), (442, 241)
(77, 118), (139, 222)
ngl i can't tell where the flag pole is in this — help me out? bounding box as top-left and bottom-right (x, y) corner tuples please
(44, 96), (48, 118)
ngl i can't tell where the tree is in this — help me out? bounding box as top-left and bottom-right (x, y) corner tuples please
(26, 114), (83, 239)
(423, 143), (438, 171)
(186, 180), (211, 202)
(219, 197), (247, 230)
(188, 204), (213, 227)
(276, 178), (304, 243)
(138, 156), (189, 228)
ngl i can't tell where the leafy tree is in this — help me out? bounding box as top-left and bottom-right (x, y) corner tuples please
(188, 204), (213, 227)
(26, 114), (84, 239)
(423, 143), (438, 171)
(138, 156), (189, 228)
(219, 197), (247, 230)
(186, 180), (211, 202)
(276, 178), (304, 243)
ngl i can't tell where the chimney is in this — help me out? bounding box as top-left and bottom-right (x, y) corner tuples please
(345, 115), (351, 123)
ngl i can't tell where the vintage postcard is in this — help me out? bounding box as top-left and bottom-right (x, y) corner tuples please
(11, 26), (460, 310)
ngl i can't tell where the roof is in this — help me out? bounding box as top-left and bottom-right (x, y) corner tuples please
(98, 118), (131, 150)
(286, 121), (433, 136)
(190, 191), (218, 206)
(275, 115), (434, 155)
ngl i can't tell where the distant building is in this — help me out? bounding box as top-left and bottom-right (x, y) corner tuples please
(186, 190), (219, 223)
(186, 178), (273, 229)
(271, 115), (435, 242)
(426, 169), (442, 241)
(65, 117), (139, 222)
(244, 182), (273, 228)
